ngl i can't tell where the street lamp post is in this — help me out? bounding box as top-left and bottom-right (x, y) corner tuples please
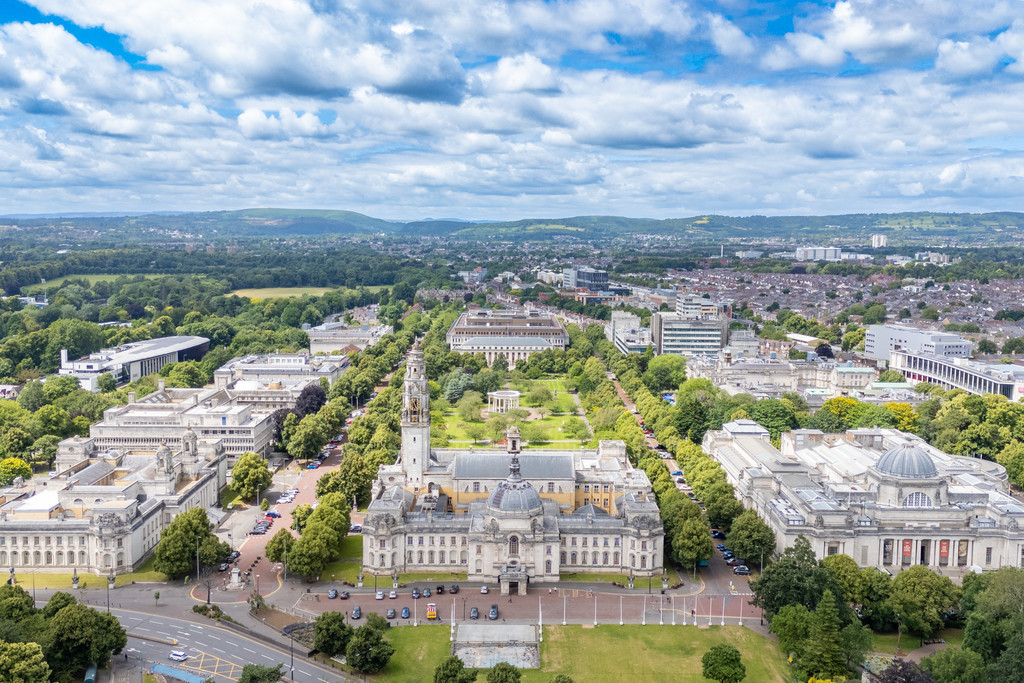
(462, 597), (467, 621)
(106, 571), (114, 613)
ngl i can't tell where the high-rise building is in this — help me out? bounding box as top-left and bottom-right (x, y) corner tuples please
(871, 234), (888, 248)
(864, 325), (972, 362)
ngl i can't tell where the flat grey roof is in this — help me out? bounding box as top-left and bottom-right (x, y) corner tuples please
(454, 453), (574, 480)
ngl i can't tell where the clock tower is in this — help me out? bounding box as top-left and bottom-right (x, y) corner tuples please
(401, 345), (431, 485)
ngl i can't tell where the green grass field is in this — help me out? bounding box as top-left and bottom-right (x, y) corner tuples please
(870, 628), (963, 654)
(15, 553), (167, 589)
(322, 536), (364, 583)
(376, 624), (789, 682)
(230, 284), (391, 300)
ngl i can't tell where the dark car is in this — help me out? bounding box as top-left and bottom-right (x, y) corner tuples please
(352, 606), (361, 619)
(250, 527), (266, 535)
(733, 565), (751, 575)
(488, 605), (499, 620)
(711, 530), (726, 539)
(726, 557), (740, 567)
(723, 550), (734, 559)
(422, 588), (431, 598)
(349, 524), (362, 533)
(265, 510), (281, 518)
(338, 590), (350, 599)
(412, 588), (420, 599)
(449, 585), (459, 594)
(716, 544), (726, 551)
(401, 606), (410, 618)
(436, 585), (445, 595)
(328, 589), (338, 599)
(227, 550), (240, 562)
(386, 608), (396, 619)
(470, 607), (479, 620)
(218, 563), (229, 572)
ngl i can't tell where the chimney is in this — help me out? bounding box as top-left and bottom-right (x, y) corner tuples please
(60, 349), (69, 366)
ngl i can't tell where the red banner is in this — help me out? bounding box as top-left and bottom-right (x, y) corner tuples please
(939, 540), (949, 557)
(902, 540), (912, 558)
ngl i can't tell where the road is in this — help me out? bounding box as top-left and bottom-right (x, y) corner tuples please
(113, 608), (339, 683)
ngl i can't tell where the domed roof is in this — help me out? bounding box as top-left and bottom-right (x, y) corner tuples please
(487, 453), (543, 515)
(875, 443), (939, 479)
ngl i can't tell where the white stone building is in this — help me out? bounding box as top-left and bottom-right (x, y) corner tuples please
(703, 420), (1024, 571)
(445, 308), (569, 369)
(362, 348), (664, 593)
(58, 336), (210, 391)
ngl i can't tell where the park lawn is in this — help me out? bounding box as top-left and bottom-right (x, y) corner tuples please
(322, 535), (364, 583)
(230, 284), (391, 300)
(521, 625), (790, 682)
(14, 554), (167, 589)
(558, 572), (631, 586)
(377, 626), (454, 682)
(870, 628), (963, 654)
(220, 484), (245, 509)
(375, 624), (789, 682)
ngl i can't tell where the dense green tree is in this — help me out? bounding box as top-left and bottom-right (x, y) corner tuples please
(672, 515), (713, 572)
(287, 414), (330, 461)
(821, 554), (860, 605)
(486, 662), (522, 683)
(265, 529), (296, 564)
(802, 589), (846, 679)
(877, 659), (934, 683)
(153, 508), (229, 578)
(345, 623), (395, 674)
(313, 611), (353, 656)
(978, 339), (999, 355)
(920, 646), (988, 683)
(0, 584), (35, 622)
(839, 621), (873, 671)
(238, 663), (283, 683)
(231, 452), (272, 501)
(41, 591), (77, 619)
(0, 457), (32, 486)
(726, 510), (775, 571)
(286, 524), (336, 578)
(751, 536), (841, 620)
(433, 655), (477, 683)
(701, 644), (746, 683)
(989, 635), (1024, 683)
(0, 640), (51, 683)
(770, 604), (812, 659)
(642, 355), (686, 393)
(45, 604), (126, 682)
(703, 482), (744, 532)
(890, 565), (961, 638)
(879, 369), (907, 383)
(748, 399), (799, 442)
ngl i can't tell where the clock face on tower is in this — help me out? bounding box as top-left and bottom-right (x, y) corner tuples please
(409, 397), (420, 421)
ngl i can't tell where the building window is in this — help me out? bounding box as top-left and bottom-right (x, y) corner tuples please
(429, 537), (435, 546)
(903, 492), (933, 508)
(407, 537), (413, 545)
(584, 485), (590, 493)
(545, 560), (552, 574)
(571, 552), (577, 564)
(473, 482), (480, 493)
(548, 482), (555, 493)
(603, 552), (609, 565)
(418, 536), (424, 545)
(571, 538), (577, 546)
(986, 547), (993, 564)
(418, 551), (424, 564)
(614, 538), (620, 547)
(641, 541), (647, 551)
(429, 551), (435, 564)
(561, 551), (566, 564)
(476, 545), (482, 555)
(509, 536), (519, 556)
(582, 538), (588, 547)
(641, 556), (648, 569)
(614, 552), (620, 564)
(379, 540), (386, 549)
(440, 551), (446, 563)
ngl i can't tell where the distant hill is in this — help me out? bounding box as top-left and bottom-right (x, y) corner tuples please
(6, 208), (1024, 243)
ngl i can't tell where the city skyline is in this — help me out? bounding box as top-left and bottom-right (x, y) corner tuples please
(1, 1), (1023, 219)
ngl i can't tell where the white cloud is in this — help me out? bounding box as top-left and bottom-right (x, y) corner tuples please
(936, 37), (1003, 77)
(706, 14), (754, 59)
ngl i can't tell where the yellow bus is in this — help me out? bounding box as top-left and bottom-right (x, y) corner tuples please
(426, 603), (437, 620)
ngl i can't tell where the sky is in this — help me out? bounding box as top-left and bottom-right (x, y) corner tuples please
(1, 0), (1023, 220)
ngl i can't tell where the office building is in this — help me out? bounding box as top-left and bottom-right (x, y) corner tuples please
(864, 325), (972, 362)
(604, 312), (653, 355)
(650, 312), (728, 357)
(890, 351), (1024, 399)
(58, 336), (210, 392)
(795, 246), (843, 262)
(306, 323), (393, 355)
(871, 234), (888, 248)
(562, 266), (608, 291)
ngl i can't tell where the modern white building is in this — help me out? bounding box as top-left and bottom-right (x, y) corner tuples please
(864, 325), (972, 363)
(214, 351), (348, 389)
(362, 348), (664, 593)
(795, 246), (843, 262)
(871, 234), (888, 248)
(307, 323), (393, 355)
(890, 351), (1024, 400)
(688, 357), (877, 401)
(604, 312), (653, 355)
(58, 336), (210, 391)
(703, 421), (1024, 570)
(81, 382), (274, 458)
(0, 430), (227, 575)
(650, 312), (728, 357)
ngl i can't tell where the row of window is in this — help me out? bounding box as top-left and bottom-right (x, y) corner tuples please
(0, 535), (90, 547)
(0, 550), (124, 567)
(408, 536), (468, 546)
(561, 551), (648, 568)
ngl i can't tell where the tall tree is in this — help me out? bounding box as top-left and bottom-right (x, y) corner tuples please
(265, 529), (296, 564)
(345, 623), (395, 674)
(726, 511), (775, 569)
(433, 655), (478, 683)
(890, 565), (961, 638)
(0, 641), (50, 683)
(45, 604), (127, 681)
(231, 451), (272, 501)
(486, 662), (522, 683)
(153, 508), (230, 578)
(801, 589), (846, 680)
(751, 536), (840, 620)
(920, 646), (988, 683)
(313, 611), (353, 657)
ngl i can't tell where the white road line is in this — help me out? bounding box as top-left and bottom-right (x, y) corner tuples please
(261, 654), (274, 661)
(136, 627), (151, 632)
(208, 634), (221, 640)
(213, 647), (226, 654)
(243, 647), (257, 654)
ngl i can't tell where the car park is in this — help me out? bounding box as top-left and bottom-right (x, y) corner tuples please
(449, 585), (459, 594)
(733, 565), (751, 575)
(470, 607), (479, 620)
(352, 606), (361, 619)
(488, 605), (499, 620)
(389, 590), (397, 599)
(401, 607), (410, 619)
(375, 591), (384, 600)
(169, 651), (189, 662)
(412, 588), (420, 599)
(386, 608), (396, 619)
(480, 585), (489, 594)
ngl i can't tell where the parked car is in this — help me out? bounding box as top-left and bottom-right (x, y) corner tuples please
(352, 606), (361, 619)
(470, 607), (479, 620)
(436, 585), (445, 595)
(338, 590), (350, 599)
(169, 651), (189, 662)
(716, 544), (726, 551)
(726, 558), (740, 567)
(375, 591), (384, 600)
(480, 585), (489, 594)
(306, 462), (319, 469)
(265, 510), (281, 518)
(723, 550), (734, 558)
(386, 608), (396, 619)
(412, 588), (421, 599)
(227, 551), (240, 562)
(671, 471), (682, 476)
(488, 605), (499, 620)
(401, 607), (410, 619)
(250, 527), (266, 535)
(389, 590), (397, 599)
(733, 565), (751, 575)
(218, 563), (229, 572)
(328, 589), (338, 599)
(449, 585), (459, 594)
(422, 588), (431, 597)
(349, 524), (362, 533)
(711, 530), (725, 539)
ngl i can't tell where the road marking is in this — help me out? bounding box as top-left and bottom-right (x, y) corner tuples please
(261, 654), (274, 661)
(208, 634), (221, 640)
(136, 627), (151, 632)
(243, 647), (257, 654)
